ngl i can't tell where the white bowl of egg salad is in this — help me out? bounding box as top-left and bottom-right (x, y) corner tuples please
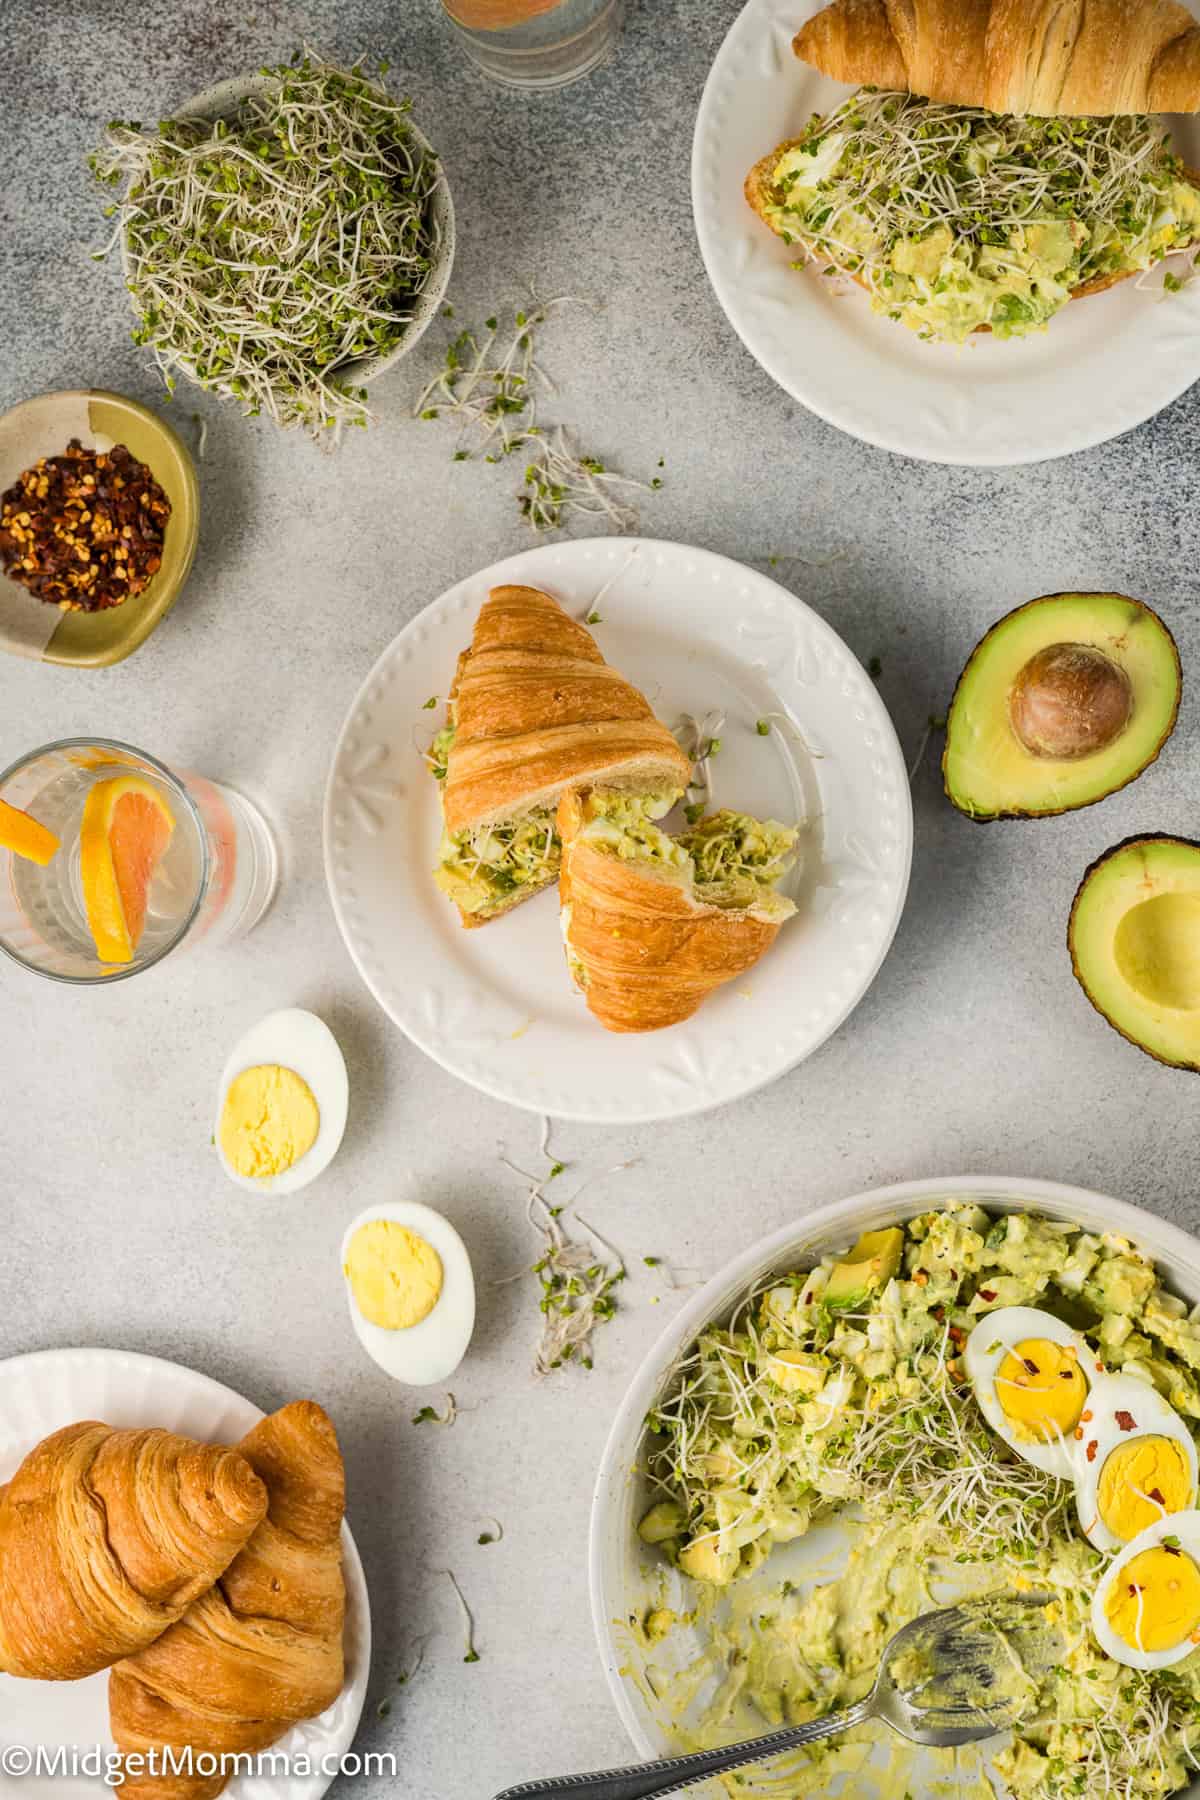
(591, 1177), (1200, 1800)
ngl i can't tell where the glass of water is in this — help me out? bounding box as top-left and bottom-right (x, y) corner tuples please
(0, 738), (278, 984)
(439, 0), (625, 89)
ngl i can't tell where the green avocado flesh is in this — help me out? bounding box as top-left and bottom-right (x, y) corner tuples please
(434, 809), (560, 916)
(823, 1226), (904, 1311)
(1070, 837), (1200, 1071)
(943, 593), (1180, 820)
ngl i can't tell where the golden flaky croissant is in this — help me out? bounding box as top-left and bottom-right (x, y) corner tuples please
(794, 0), (1200, 117)
(109, 1400), (346, 1800)
(0, 1423), (267, 1682)
(433, 584), (690, 927)
(558, 793), (798, 1033)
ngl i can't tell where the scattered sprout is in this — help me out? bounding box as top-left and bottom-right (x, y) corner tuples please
(477, 1517), (504, 1545)
(412, 1394), (457, 1427)
(867, 655), (883, 679)
(422, 696), (438, 709)
(442, 1569), (481, 1663)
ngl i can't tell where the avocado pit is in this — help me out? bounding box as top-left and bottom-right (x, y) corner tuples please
(1008, 643), (1133, 761)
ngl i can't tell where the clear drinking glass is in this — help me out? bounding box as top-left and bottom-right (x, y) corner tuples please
(439, 0), (625, 89)
(0, 738), (278, 984)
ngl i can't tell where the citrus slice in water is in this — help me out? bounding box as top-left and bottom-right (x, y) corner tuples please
(80, 777), (175, 963)
(0, 797), (60, 866)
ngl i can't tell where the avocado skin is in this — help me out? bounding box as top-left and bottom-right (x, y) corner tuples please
(942, 592), (1182, 823)
(1068, 834), (1200, 1074)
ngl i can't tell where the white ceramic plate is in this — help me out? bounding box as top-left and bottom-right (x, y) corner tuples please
(589, 1175), (1200, 1797)
(0, 1348), (370, 1800)
(692, 0), (1200, 465)
(323, 537), (912, 1124)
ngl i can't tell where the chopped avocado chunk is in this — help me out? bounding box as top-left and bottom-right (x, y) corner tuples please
(943, 593), (1181, 821)
(678, 1536), (739, 1586)
(1070, 835), (1200, 1070)
(637, 1500), (685, 1545)
(823, 1227), (904, 1311)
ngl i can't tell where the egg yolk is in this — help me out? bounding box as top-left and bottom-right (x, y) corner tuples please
(1098, 1436), (1193, 1542)
(344, 1221), (444, 1330)
(219, 1064), (320, 1181)
(1104, 1545), (1200, 1653)
(995, 1337), (1087, 1443)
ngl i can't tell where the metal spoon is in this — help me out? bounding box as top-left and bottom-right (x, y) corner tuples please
(493, 1593), (1059, 1800)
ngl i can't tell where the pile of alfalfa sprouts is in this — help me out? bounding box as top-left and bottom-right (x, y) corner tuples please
(90, 54), (444, 440)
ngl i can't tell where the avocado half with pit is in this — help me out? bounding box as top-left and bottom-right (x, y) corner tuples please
(1071, 838), (1200, 1071)
(943, 593), (1181, 821)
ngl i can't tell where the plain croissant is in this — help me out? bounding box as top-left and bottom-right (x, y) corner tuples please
(436, 584), (690, 926)
(557, 794), (795, 1033)
(794, 0), (1200, 117)
(109, 1400), (346, 1800)
(0, 1422), (267, 1681)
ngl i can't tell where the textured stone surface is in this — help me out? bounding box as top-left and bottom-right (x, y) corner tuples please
(4, 2), (1200, 1796)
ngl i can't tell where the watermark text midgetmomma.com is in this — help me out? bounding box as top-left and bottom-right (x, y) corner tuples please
(0, 1745), (396, 1787)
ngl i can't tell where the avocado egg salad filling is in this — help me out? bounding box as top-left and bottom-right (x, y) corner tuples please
(637, 1204), (1200, 1799)
(582, 800), (799, 909)
(760, 91), (1200, 345)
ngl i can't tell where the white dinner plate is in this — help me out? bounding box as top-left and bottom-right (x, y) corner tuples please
(692, 0), (1200, 464)
(0, 1348), (370, 1800)
(323, 537), (912, 1124)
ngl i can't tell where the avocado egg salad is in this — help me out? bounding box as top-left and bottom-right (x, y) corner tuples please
(750, 92), (1200, 345)
(637, 1204), (1200, 1799)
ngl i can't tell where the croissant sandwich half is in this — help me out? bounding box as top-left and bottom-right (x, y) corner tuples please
(430, 584), (690, 927)
(558, 792), (799, 1033)
(746, 0), (1200, 345)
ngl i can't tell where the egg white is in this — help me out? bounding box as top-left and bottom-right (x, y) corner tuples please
(215, 1008), (349, 1195)
(964, 1305), (1099, 1478)
(1091, 1509), (1200, 1670)
(340, 1201), (475, 1386)
(1074, 1372), (1199, 1552)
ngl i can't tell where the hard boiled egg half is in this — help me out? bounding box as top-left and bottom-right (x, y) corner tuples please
(1092, 1509), (1200, 1669)
(964, 1306), (1097, 1478)
(341, 1202), (475, 1385)
(1074, 1372), (1198, 1552)
(215, 1009), (348, 1195)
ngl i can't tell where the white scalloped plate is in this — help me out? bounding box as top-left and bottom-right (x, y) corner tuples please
(323, 537), (912, 1123)
(692, 0), (1200, 465)
(0, 1348), (370, 1800)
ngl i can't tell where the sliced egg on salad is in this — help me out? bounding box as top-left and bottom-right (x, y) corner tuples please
(341, 1202), (475, 1385)
(1092, 1510), (1200, 1669)
(215, 1009), (348, 1195)
(964, 1306), (1097, 1477)
(1074, 1372), (1198, 1552)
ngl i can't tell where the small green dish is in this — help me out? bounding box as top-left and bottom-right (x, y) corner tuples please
(0, 389), (200, 668)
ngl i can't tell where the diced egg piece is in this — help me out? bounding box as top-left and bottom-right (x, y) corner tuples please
(1092, 1509), (1200, 1669)
(964, 1306), (1096, 1477)
(215, 1009), (348, 1195)
(1074, 1372), (1198, 1552)
(341, 1201), (475, 1386)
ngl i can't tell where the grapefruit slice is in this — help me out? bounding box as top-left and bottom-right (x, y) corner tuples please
(0, 798), (60, 866)
(80, 777), (175, 963)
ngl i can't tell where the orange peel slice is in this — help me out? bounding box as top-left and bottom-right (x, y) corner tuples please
(0, 797), (60, 866)
(80, 776), (175, 964)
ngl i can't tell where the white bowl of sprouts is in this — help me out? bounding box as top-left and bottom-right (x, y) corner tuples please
(93, 56), (455, 441)
(591, 1174), (1200, 1800)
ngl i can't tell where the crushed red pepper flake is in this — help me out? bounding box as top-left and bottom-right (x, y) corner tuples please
(1115, 1409), (1138, 1432)
(0, 439), (170, 612)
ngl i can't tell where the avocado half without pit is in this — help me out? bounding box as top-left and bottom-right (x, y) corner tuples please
(943, 593), (1181, 820)
(1071, 839), (1200, 1072)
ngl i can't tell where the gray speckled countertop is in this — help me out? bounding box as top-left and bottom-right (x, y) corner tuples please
(4, 3), (1200, 1796)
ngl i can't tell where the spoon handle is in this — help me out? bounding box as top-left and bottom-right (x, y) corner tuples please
(491, 1699), (876, 1800)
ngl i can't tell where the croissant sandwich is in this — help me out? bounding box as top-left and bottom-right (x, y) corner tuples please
(109, 1400), (346, 1800)
(430, 584), (691, 927)
(0, 1422), (267, 1681)
(746, 0), (1200, 345)
(558, 792), (799, 1033)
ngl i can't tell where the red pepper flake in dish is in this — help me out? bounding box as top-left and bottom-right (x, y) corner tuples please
(1115, 1410), (1138, 1432)
(1086, 1439), (1098, 1462)
(978, 1288), (998, 1302)
(0, 439), (170, 612)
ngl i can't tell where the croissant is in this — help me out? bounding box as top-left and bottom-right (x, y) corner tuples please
(109, 1401), (346, 1800)
(433, 585), (690, 927)
(0, 1422), (267, 1681)
(557, 793), (798, 1033)
(794, 0), (1200, 117)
